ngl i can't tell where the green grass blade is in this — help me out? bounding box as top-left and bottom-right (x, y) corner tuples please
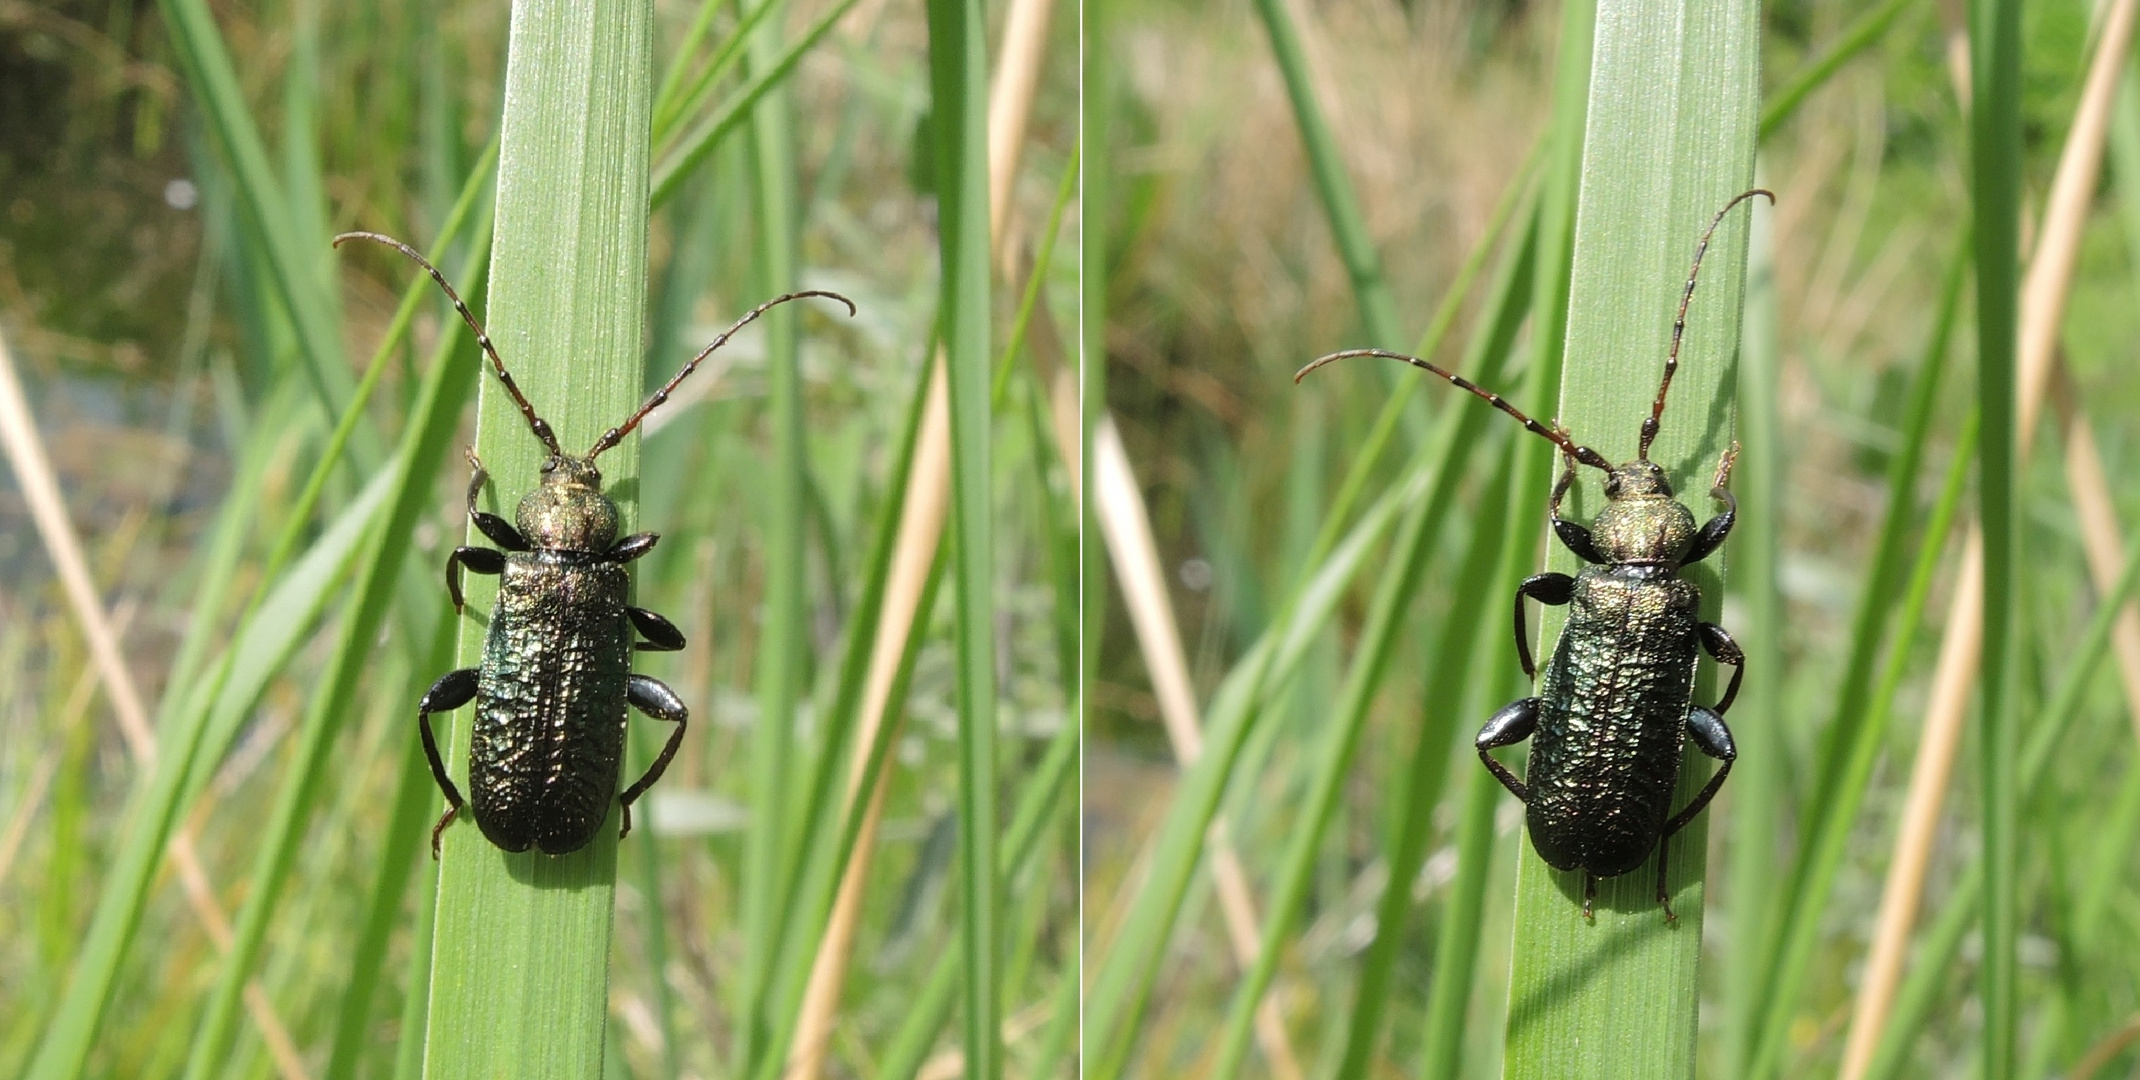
(1722, 168), (1784, 1076)
(1501, 0), (1759, 1073)
(923, 0), (999, 1068)
(734, 5), (809, 1068)
(1970, 0), (2024, 1072)
(422, 1), (654, 1075)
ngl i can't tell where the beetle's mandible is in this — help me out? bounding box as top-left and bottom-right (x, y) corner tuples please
(336, 231), (855, 857)
(1296, 189), (1770, 920)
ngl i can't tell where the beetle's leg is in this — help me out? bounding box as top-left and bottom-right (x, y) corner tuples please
(1661, 707), (1736, 842)
(418, 668), (478, 858)
(1653, 706), (1737, 921)
(1513, 573), (1575, 680)
(1583, 874), (1597, 920)
(608, 532), (660, 563)
(464, 448), (530, 551)
(1548, 448), (1607, 565)
(629, 606), (686, 651)
(1682, 443), (1742, 566)
(1699, 622), (1746, 714)
(618, 675), (689, 839)
(446, 546), (505, 613)
(1475, 698), (1538, 802)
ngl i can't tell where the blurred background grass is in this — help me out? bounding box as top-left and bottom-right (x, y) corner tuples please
(1089, 0), (2140, 1076)
(0, 0), (1077, 1077)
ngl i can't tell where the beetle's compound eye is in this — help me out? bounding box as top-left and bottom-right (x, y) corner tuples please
(540, 458), (559, 474)
(1604, 473), (1623, 499)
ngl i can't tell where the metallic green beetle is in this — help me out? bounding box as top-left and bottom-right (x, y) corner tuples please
(1297, 189), (1768, 919)
(337, 232), (853, 856)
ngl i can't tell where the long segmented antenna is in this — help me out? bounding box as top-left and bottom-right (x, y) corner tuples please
(1295, 348), (1613, 473)
(334, 231), (563, 457)
(584, 289), (857, 461)
(1642, 188), (1774, 461)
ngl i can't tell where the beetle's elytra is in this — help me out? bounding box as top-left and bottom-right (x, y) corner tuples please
(1296, 189), (1770, 920)
(337, 231), (854, 857)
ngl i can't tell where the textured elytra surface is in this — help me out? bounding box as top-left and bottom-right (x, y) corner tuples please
(471, 552), (633, 855)
(1526, 564), (1701, 878)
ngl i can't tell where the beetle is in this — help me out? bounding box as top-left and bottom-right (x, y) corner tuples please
(1295, 189), (1770, 919)
(335, 231), (855, 857)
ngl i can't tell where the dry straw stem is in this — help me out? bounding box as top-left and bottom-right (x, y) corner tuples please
(0, 331), (307, 1080)
(781, 0), (1058, 1071)
(1836, 1), (2139, 1074)
(1092, 417), (1305, 1080)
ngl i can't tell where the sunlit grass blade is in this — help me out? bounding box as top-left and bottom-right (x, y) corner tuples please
(923, 0), (1000, 1070)
(732, 4), (812, 1069)
(1968, 0), (2023, 1074)
(1501, 0), (1759, 1074)
(1722, 167), (1784, 1075)
(422, 2), (653, 1075)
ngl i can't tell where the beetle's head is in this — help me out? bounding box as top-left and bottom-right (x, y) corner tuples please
(515, 455), (618, 552)
(1591, 459), (1694, 565)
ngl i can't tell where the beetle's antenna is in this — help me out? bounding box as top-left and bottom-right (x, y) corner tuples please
(1296, 348), (1612, 473)
(585, 289), (857, 461)
(1642, 188), (1773, 462)
(335, 231), (563, 457)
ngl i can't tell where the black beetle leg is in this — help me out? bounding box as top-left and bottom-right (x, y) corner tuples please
(418, 668), (478, 858)
(1513, 573), (1575, 680)
(1699, 622), (1746, 714)
(1654, 706), (1737, 922)
(618, 675), (689, 838)
(629, 606), (686, 652)
(1660, 707), (1736, 845)
(1684, 488), (1737, 566)
(1683, 444), (1742, 566)
(1548, 449), (1608, 565)
(1475, 698), (1538, 802)
(1583, 874), (1598, 921)
(608, 532), (660, 564)
(446, 546), (505, 613)
(464, 448), (530, 551)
